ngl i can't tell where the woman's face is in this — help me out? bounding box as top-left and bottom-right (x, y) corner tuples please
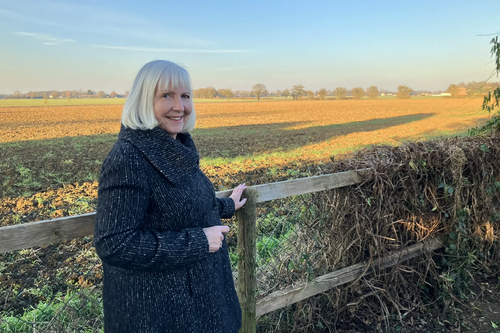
(153, 82), (192, 139)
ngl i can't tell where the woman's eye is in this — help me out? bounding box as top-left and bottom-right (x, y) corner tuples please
(182, 94), (190, 99)
(162, 94), (171, 98)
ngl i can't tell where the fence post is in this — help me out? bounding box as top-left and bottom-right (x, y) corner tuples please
(236, 187), (258, 333)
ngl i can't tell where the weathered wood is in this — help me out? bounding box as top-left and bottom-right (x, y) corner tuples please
(218, 169), (368, 203)
(0, 171), (369, 253)
(0, 213), (96, 253)
(237, 188), (259, 333)
(255, 238), (443, 317)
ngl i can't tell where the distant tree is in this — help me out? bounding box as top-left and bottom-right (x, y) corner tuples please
(291, 85), (305, 100)
(351, 87), (365, 100)
(334, 87), (347, 100)
(307, 90), (314, 100)
(240, 90), (250, 101)
(71, 90), (79, 98)
(43, 93), (48, 107)
(97, 91), (106, 98)
(283, 89), (290, 99)
(227, 89), (234, 101)
(396, 85), (412, 99)
(28, 91), (35, 100)
(318, 88), (327, 100)
(219, 88), (233, 101)
(367, 86), (379, 99)
(110, 91), (117, 98)
(65, 91), (71, 105)
(446, 84), (458, 97)
(252, 84), (267, 101)
(87, 89), (93, 95)
(51, 91), (59, 99)
(482, 35), (500, 114)
(203, 86), (217, 99)
(275, 89), (282, 97)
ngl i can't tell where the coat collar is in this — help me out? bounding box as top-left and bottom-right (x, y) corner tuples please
(118, 125), (199, 185)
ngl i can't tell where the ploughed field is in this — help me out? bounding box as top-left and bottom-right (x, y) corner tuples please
(0, 98), (489, 226)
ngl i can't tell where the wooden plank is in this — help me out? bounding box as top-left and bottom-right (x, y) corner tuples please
(255, 238), (443, 317)
(216, 169), (368, 203)
(240, 169), (367, 203)
(0, 170), (369, 253)
(237, 188), (259, 333)
(0, 213), (96, 253)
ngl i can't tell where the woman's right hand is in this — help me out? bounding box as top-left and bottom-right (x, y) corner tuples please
(203, 226), (230, 253)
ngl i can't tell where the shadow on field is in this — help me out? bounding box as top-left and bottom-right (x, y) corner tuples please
(192, 113), (434, 158)
(0, 113), (431, 198)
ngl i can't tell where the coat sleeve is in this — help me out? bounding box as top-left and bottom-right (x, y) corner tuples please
(94, 142), (210, 272)
(216, 197), (235, 219)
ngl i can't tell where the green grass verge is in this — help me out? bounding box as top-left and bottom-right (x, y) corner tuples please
(0, 288), (103, 333)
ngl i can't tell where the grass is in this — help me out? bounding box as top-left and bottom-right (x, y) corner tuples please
(0, 134), (117, 198)
(0, 288), (103, 333)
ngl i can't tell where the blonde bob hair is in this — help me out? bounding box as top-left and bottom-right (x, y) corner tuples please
(122, 60), (196, 132)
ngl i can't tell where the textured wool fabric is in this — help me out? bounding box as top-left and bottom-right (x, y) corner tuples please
(94, 126), (241, 333)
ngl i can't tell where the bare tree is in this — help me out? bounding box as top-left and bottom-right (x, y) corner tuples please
(367, 86), (379, 99)
(334, 87), (347, 100)
(283, 89), (290, 99)
(43, 93), (48, 107)
(275, 89), (282, 97)
(97, 91), (106, 98)
(219, 89), (233, 101)
(396, 85), (412, 99)
(351, 87), (365, 100)
(318, 88), (327, 100)
(110, 91), (117, 98)
(307, 90), (314, 100)
(252, 84), (267, 101)
(291, 85), (305, 100)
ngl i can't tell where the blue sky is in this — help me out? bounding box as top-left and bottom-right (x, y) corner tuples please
(0, 0), (498, 94)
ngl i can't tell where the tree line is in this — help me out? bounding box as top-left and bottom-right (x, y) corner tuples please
(194, 84), (416, 101)
(445, 81), (500, 98)
(4, 81), (498, 102)
(1, 89), (130, 100)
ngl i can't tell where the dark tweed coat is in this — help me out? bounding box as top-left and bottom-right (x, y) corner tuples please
(94, 126), (241, 333)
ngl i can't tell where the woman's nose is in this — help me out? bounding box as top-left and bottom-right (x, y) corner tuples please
(172, 96), (185, 111)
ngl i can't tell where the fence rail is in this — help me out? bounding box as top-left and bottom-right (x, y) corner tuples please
(0, 169), (368, 254)
(0, 168), (444, 333)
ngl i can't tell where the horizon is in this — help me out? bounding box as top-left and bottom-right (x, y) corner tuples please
(0, 0), (499, 95)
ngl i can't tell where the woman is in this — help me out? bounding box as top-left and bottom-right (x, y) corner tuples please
(94, 60), (247, 332)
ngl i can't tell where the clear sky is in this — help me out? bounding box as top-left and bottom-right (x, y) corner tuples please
(0, 0), (498, 94)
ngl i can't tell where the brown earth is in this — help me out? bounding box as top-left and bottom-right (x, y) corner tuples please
(1, 99), (498, 332)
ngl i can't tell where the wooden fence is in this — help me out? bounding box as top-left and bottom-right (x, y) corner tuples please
(0, 169), (443, 333)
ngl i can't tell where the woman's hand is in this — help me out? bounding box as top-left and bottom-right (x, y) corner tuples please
(229, 183), (248, 210)
(203, 226), (230, 253)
